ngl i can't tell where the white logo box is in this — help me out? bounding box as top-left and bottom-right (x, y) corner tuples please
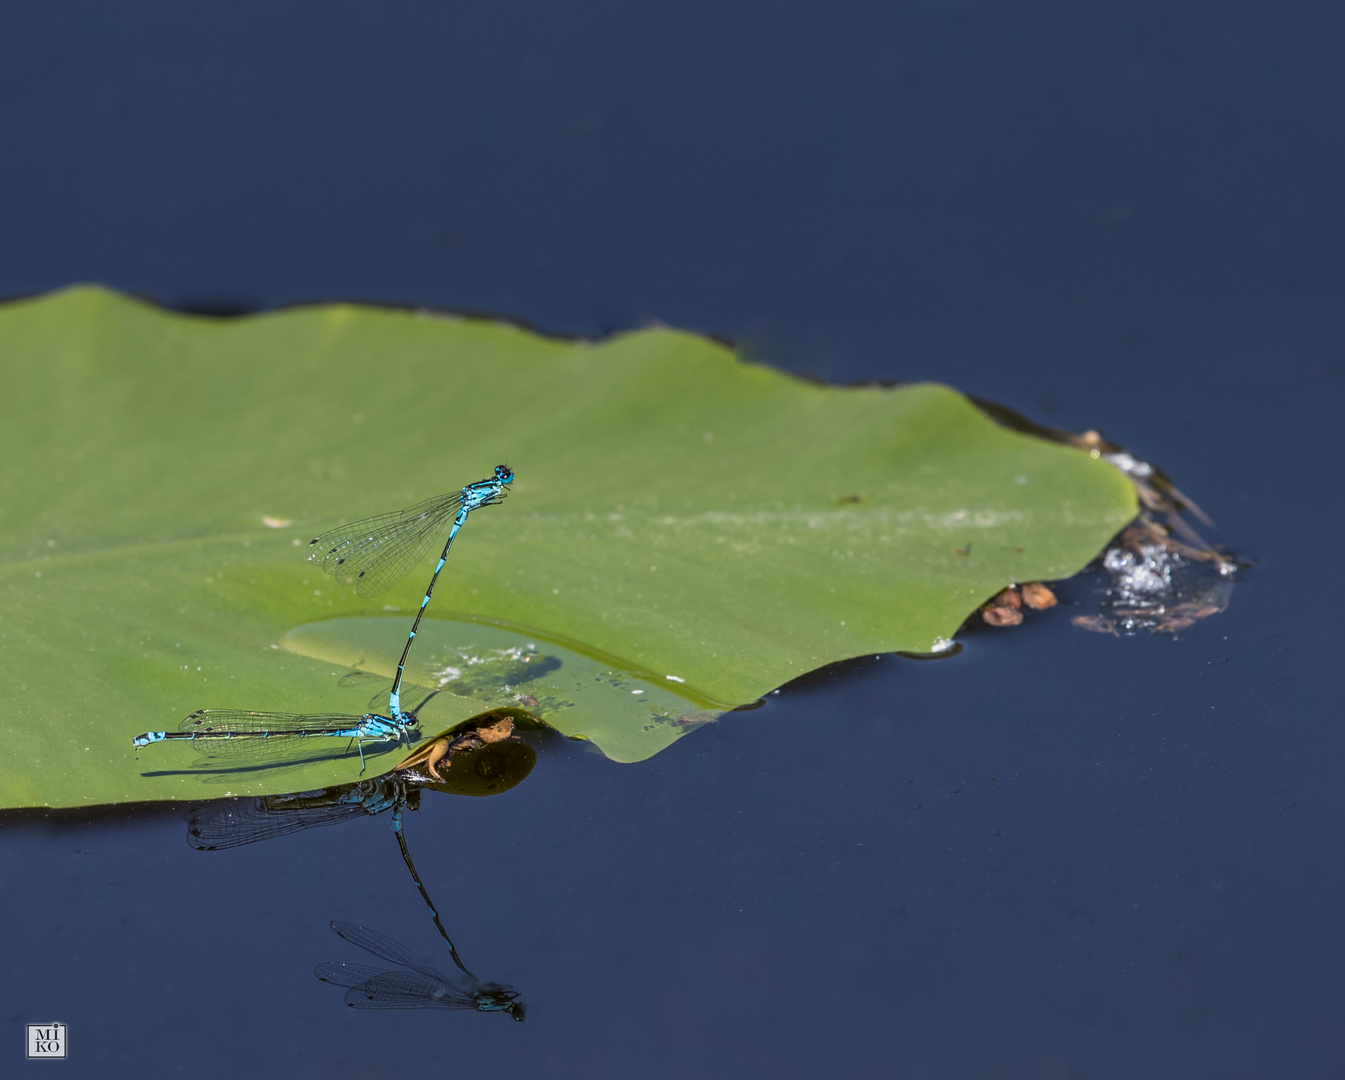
(26, 1022), (67, 1060)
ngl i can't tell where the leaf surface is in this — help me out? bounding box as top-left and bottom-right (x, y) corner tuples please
(0, 288), (1135, 807)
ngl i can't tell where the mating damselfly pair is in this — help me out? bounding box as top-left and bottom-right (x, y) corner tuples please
(186, 717), (532, 1016)
(133, 464), (515, 770)
(187, 714), (532, 972)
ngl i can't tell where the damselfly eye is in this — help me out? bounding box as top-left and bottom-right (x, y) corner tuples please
(496, 464), (513, 482)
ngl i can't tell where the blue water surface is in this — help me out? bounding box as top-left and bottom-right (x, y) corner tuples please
(1, 2), (1343, 1077)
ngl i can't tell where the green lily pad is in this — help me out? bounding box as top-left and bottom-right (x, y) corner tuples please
(281, 615), (727, 764)
(0, 286), (1135, 808)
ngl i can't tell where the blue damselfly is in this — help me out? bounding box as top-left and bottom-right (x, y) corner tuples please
(132, 708), (416, 774)
(306, 465), (514, 720)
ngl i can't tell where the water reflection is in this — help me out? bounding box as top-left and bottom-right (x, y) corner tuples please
(316, 921), (524, 1020)
(185, 710), (539, 1014)
(1071, 520), (1236, 635)
(185, 710), (537, 848)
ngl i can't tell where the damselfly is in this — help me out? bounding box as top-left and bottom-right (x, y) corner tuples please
(184, 715), (532, 976)
(132, 708), (417, 774)
(307, 465), (514, 721)
(316, 921), (524, 1020)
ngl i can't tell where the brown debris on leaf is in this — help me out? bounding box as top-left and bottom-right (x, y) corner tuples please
(421, 736), (452, 781)
(969, 397), (1239, 639)
(396, 713), (519, 781)
(981, 587), (1023, 627)
(474, 716), (516, 744)
(980, 582), (1057, 627)
(1064, 433), (1235, 576)
(1019, 581), (1058, 610)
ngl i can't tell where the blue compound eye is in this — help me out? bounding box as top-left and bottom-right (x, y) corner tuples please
(496, 465), (514, 483)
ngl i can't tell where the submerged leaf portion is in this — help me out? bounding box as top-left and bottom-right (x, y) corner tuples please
(0, 287), (1135, 808)
(282, 615), (724, 764)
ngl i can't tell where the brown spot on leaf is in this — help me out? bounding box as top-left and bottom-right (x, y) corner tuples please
(981, 586), (1024, 626)
(474, 717), (516, 743)
(423, 737), (451, 781)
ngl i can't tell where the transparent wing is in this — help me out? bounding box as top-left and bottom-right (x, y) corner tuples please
(314, 962), (386, 989)
(337, 672), (441, 714)
(329, 921), (451, 982)
(185, 792), (373, 850)
(341, 970), (478, 1011)
(306, 492), (464, 598)
(176, 710), (368, 734)
(174, 710), (376, 763)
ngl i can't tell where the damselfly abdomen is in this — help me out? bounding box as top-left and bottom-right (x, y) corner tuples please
(305, 464), (515, 720)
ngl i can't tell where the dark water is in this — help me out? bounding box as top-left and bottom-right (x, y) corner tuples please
(2, 3), (1343, 1077)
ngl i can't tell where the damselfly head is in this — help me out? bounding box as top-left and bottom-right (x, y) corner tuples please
(494, 464), (514, 484)
(476, 985), (525, 1019)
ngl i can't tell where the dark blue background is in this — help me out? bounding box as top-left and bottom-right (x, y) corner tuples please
(2, 3), (1342, 1077)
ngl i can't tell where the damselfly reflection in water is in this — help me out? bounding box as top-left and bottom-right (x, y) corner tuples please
(186, 712), (537, 975)
(185, 712), (533, 848)
(316, 921), (524, 1021)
